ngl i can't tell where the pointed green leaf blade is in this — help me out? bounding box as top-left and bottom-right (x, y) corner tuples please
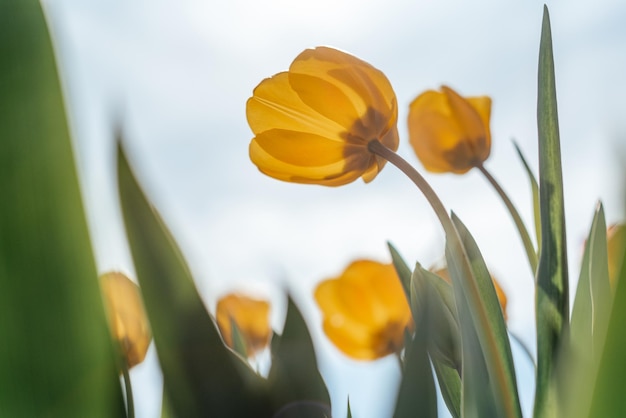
(393, 291), (438, 418)
(268, 297), (330, 416)
(513, 140), (542, 254)
(447, 214), (521, 418)
(586, 221), (626, 416)
(534, 7), (569, 417)
(0, 2), (125, 416)
(433, 361), (461, 418)
(388, 242), (412, 300)
(566, 203), (612, 418)
(117, 146), (271, 418)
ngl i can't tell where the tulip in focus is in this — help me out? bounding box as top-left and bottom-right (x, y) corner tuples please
(314, 260), (413, 360)
(216, 293), (271, 356)
(408, 86), (492, 174)
(100, 272), (152, 369)
(247, 46), (399, 186)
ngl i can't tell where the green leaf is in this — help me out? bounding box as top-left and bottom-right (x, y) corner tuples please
(230, 318), (250, 360)
(268, 296), (330, 416)
(392, 297), (438, 418)
(346, 399), (352, 418)
(566, 203), (611, 418)
(571, 203), (611, 358)
(586, 217), (626, 416)
(432, 361), (461, 418)
(0, 2), (125, 417)
(117, 145), (271, 418)
(534, 6), (569, 417)
(388, 242), (412, 300)
(513, 140), (542, 255)
(446, 214), (521, 418)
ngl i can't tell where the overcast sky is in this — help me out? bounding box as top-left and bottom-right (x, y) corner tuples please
(43, 1), (626, 416)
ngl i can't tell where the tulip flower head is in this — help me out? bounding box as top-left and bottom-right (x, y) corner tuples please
(314, 260), (412, 360)
(216, 293), (271, 356)
(408, 86), (492, 174)
(99, 272), (152, 369)
(247, 47), (399, 186)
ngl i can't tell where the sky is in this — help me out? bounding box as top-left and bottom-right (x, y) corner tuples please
(42, 1), (626, 417)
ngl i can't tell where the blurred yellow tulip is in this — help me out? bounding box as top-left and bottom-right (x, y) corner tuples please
(247, 46), (399, 186)
(432, 266), (508, 320)
(607, 223), (625, 288)
(408, 86), (492, 174)
(314, 260), (412, 360)
(100, 272), (152, 369)
(216, 293), (271, 356)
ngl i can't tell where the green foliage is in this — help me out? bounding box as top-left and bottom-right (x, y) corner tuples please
(268, 297), (331, 417)
(0, 1), (125, 416)
(117, 145), (272, 418)
(534, 7), (569, 418)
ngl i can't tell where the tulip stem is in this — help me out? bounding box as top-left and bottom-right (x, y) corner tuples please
(368, 140), (453, 236)
(122, 364), (135, 418)
(477, 164), (538, 275)
(368, 139), (522, 418)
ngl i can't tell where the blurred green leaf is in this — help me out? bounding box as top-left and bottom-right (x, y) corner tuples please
(567, 203), (611, 418)
(160, 386), (174, 418)
(268, 297), (330, 416)
(586, 218), (626, 416)
(571, 203), (611, 358)
(446, 214), (521, 418)
(534, 6), (569, 417)
(230, 319), (250, 360)
(393, 294), (437, 418)
(0, 2), (125, 417)
(433, 361), (461, 418)
(347, 399), (352, 418)
(513, 140), (542, 255)
(117, 145), (271, 418)
(388, 242), (412, 300)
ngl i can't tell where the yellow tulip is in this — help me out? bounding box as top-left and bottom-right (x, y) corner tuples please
(247, 46), (399, 186)
(408, 86), (492, 174)
(314, 260), (412, 360)
(216, 293), (271, 356)
(432, 267), (508, 320)
(99, 272), (152, 369)
(607, 223), (625, 288)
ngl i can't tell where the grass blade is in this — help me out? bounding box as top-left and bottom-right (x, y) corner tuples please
(533, 7), (569, 417)
(0, 2), (125, 416)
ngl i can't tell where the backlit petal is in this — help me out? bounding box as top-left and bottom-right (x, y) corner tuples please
(247, 72), (343, 139)
(216, 293), (271, 355)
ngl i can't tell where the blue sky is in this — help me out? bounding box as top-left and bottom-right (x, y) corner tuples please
(43, 0), (626, 416)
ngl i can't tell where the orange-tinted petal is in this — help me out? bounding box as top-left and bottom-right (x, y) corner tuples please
(100, 272), (152, 369)
(290, 47), (396, 123)
(247, 72), (343, 139)
(408, 87), (492, 174)
(314, 259), (412, 360)
(216, 293), (271, 355)
(249, 130), (369, 186)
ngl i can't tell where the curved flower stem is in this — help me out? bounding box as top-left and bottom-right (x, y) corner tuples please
(122, 364), (135, 418)
(368, 139), (521, 418)
(477, 164), (538, 275)
(368, 140), (454, 236)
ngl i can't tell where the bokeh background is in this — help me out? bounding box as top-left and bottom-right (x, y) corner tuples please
(42, 0), (626, 417)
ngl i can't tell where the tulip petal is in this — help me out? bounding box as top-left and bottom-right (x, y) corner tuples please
(288, 73), (360, 130)
(290, 47), (397, 134)
(247, 72), (343, 139)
